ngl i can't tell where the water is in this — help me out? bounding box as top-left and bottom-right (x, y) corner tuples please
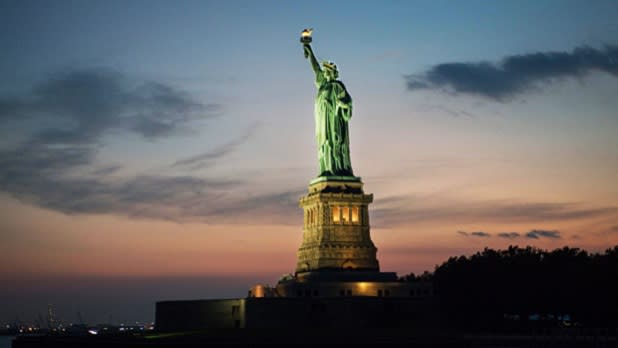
(0, 336), (14, 348)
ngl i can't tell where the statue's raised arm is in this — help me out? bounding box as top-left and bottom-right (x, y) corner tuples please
(301, 29), (323, 86)
(300, 28), (354, 178)
(304, 44), (324, 84)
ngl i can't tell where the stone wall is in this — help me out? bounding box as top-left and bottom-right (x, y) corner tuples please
(156, 299), (245, 332)
(156, 297), (438, 331)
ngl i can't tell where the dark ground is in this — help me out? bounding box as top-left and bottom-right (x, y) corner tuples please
(12, 328), (618, 348)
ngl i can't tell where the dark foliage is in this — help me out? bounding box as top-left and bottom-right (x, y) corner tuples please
(403, 245), (618, 328)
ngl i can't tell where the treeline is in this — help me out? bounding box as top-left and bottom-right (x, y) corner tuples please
(403, 245), (618, 328)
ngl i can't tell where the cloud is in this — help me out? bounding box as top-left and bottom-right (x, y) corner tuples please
(471, 231), (491, 237)
(194, 188), (305, 225)
(0, 69), (301, 224)
(0, 141), (306, 223)
(497, 232), (520, 239)
(457, 230), (563, 240)
(91, 165), (122, 176)
(457, 229), (563, 240)
(172, 123), (259, 170)
(405, 45), (618, 101)
(0, 142), (218, 214)
(0, 143), (94, 183)
(0, 68), (218, 144)
(0, 68), (305, 224)
(525, 229), (561, 239)
(372, 199), (617, 228)
(457, 231), (491, 237)
(0, 141), (303, 224)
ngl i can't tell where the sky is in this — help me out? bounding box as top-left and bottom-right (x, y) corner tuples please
(1, 0), (617, 325)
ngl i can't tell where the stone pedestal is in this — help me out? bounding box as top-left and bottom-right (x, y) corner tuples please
(296, 177), (379, 273)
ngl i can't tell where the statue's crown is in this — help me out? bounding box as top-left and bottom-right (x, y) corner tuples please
(322, 61), (337, 71)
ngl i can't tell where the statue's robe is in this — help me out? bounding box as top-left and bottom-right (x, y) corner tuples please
(314, 72), (353, 176)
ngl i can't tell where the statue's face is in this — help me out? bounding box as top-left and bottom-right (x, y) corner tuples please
(324, 69), (338, 81)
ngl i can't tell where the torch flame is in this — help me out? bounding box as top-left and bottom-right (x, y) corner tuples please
(301, 28), (313, 38)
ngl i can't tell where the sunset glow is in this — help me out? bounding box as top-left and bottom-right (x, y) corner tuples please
(1, 0), (617, 324)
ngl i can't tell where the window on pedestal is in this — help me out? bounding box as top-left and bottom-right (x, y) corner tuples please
(351, 207), (359, 223)
(331, 206), (361, 224)
(332, 206), (340, 223)
(342, 207), (350, 223)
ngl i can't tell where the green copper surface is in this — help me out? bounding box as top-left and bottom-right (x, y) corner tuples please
(303, 38), (354, 178)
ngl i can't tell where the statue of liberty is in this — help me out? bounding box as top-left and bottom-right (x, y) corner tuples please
(301, 29), (354, 177)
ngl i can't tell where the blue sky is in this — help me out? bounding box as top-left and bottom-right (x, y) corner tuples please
(1, 0), (617, 324)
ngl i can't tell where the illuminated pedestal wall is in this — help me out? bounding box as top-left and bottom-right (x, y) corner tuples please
(296, 178), (378, 273)
(272, 276), (433, 298)
(264, 177), (433, 300)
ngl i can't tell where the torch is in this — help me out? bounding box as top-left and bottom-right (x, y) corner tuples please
(300, 28), (312, 58)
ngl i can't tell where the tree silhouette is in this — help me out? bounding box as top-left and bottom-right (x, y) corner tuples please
(402, 245), (618, 328)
